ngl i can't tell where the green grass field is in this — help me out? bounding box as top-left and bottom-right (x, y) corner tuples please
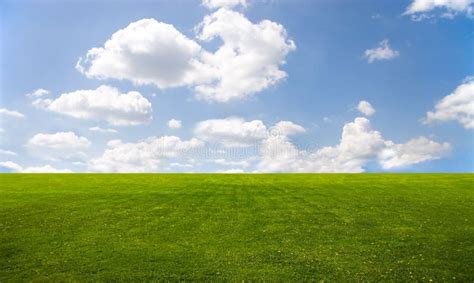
(1, 174), (473, 281)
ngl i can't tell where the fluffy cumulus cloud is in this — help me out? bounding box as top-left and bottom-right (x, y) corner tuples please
(10, 115), (450, 173)
(192, 118), (305, 172)
(357, 100), (375, 116)
(258, 133), (302, 172)
(25, 132), (91, 160)
(259, 117), (387, 172)
(379, 137), (451, 169)
(76, 8), (295, 103)
(78, 115), (452, 173)
(168, 119), (182, 129)
(76, 19), (205, 89)
(26, 132), (90, 150)
(0, 108), (25, 119)
(34, 85), (152, 126)
(270, 121), (306, 137)
(0, 161), (72, 173)
(195, 117), (305, 148)
(195, 8), (296, 102)
(364, 40), (399, 63)
(202, 0), (247, 9)
(424, 78), (474, 129)
(258, 117), (450, 172)
(404, 0), (473, 19)
(194, 117), (269, 147)
(89, 136), (203, 172)
(26, 88), (50, 98)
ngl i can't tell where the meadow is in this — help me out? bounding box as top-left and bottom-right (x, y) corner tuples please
(0, 174), (473, 281)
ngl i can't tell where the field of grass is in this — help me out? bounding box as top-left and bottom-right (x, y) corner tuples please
(0, 174), (473, 281)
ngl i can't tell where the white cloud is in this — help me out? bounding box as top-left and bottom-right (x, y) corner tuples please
(89, 126), (118, 134)
(258, 134), (302, 172)
(424, 78), (474, 129)
(0, 161), (23, 172)
(168, 119), (182, 129)
(0, 108), (25, 119)
(21, 165), (73, 173)
(195, 8), (296, 102)
(379, 137), (451, 169)
(169, 162), (193, 168)
(299, 117), (386, 172)
(0, 149), (17, 156)
(217, 168), (245, 173)
(26, 88), (50, 98)
(0, 161), (72, 173)
(260, 118), (384, 172)
(35, 85), (152, 126)
(357, 100), (375, 116)
(404, 0), (473, 19)
(195, 117), (305, 148)
(214, 158), (251, 167)
(258, 117), (450, 172)
(26, 132), (91, 150)
(76, 19), (205, 89)
(364, 40), (399, 63)
(194, 117), (268, 147)
(202, 0), (247, 9)
(25, 132), (91, 161)
(77, 9), (295, 103)
(270, 121), (306, 137)
(89, 136), (203, 172)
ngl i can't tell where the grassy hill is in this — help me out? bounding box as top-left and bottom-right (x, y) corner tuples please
(1, 174), (473, 281)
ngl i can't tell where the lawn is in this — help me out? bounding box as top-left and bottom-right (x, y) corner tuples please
(0, 174), (473, 281)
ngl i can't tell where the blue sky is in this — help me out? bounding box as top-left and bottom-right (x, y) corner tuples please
(0, 0), (472, 173)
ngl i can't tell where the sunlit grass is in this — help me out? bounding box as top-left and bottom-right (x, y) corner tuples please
(1, 174), (473, 281)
